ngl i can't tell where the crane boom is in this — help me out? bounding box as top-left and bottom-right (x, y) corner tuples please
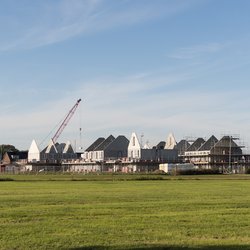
(52, 99), (81, 143)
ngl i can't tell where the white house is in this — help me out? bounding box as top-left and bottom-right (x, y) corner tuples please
(82, 135), (129, 162)
(128, 132), (178, 162)
(82, 137), (105, 161)
(128, 132), (141, 160)
(28, 139), (76, 163)
(28, 139), (40, 162)
(164, 133), (177, 149)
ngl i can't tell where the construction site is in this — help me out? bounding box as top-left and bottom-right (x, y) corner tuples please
(1, 99), (250, 174)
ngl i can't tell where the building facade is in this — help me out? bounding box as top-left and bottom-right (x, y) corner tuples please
(183, 135), (250, 173)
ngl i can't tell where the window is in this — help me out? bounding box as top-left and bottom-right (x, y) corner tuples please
(133, 137), (135, 146)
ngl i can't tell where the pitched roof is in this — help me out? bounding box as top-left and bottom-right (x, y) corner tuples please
(156, 141), (166, 150)
(214, 136), (240, 148)
(186, 138), (205, 151)
(55, 143), (66, 154)
(105, 135), (129, 151)
(211, 136), (242, 155)
(28, 139), (40, 154)
(94, 135), (115, 151)
(45, 139), (58, 154)
(85, 137), (105, 151)
(63, 141), (75, 154)
(198, 135), (218, 151)
(3, 151), (28, 162)
(165, 133), (177, 149)
(176, 140), (190, 154)
(128, 132), (141, 149)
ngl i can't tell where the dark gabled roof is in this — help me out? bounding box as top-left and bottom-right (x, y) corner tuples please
(55, 143), (66, 154)
(156, 141), (166, 150)
(63, 143), (75, 154)
(214, 136), (240, 148)
(176, 140), (190, 153)
(41, 140), (57, 154)
(105, 135), (129, 151)
(41, 147), (46, 154)
(4, 151), (28, 161)
(17, 151), (28, 159)
(94, 135), (115, 151)
(211, 136), (243, 155)
(186, 138), (205, 151)
(198, 135), (218, 151)
(85, 137), (105, 152)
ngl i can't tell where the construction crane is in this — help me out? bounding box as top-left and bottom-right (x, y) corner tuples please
(52, 99), (82, 144)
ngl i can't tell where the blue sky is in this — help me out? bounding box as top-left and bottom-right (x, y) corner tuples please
(1, 0), (250, 151)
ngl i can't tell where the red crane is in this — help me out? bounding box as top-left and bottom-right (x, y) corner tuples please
(52, 99), (82, 143)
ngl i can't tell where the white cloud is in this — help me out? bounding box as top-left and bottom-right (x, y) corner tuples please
(2, 69), (250, 151)
(0, 0), (201, 51)
(0, 71), (191, 149)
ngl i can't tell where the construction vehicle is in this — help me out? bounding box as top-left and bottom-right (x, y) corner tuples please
(52, 98), (82, 144)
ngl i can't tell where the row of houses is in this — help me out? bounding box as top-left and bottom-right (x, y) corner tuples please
(82, 133), (178, 163)
(0, 139), (76, 172)
(80, 133), (250, 173)
(28, 139), (76, 163)
(182, 135), (250, 173)
(1, 132), (250, 173)
(70, 133), (250, 173)
(82, 135), (129, 161)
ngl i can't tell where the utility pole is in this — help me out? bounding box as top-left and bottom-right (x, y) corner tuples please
(229, 136), (232, 173)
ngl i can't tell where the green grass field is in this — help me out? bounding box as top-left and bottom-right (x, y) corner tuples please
(0, 174), (250, 250)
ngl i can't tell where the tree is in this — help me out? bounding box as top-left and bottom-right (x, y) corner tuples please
(0, 145), (19, 160)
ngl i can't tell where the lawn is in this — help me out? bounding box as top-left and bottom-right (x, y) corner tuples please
(0, 175), (249, 249)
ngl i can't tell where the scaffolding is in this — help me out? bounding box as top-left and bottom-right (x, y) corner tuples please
(182, 134), (249, 174)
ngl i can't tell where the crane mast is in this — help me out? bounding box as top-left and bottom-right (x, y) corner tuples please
(52, 99), (81, 144)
